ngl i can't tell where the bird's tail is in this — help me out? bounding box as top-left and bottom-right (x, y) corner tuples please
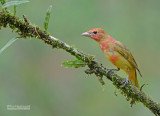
(129, 69), (140, 88)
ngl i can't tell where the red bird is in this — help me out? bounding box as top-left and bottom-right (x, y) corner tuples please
(82, 28), (142, 88)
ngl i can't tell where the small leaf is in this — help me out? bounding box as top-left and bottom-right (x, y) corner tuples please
(0, 0), (6, 5)
(62, 59), (86, 68)
(2, 0), (30, 9)
(44, 5), (52, 31)
(0, 37), (19, 55)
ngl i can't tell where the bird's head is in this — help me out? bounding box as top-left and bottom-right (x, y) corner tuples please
(82, 28), (108, 42)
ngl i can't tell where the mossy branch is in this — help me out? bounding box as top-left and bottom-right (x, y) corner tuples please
(0, 9), (160, 116)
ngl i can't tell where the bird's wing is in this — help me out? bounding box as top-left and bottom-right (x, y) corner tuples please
(114, 41), (142, 77)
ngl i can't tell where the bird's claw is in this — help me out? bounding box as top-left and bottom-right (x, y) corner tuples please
(124, 78), (129, 85)
(106, 68), (120, 74)
(124, 73), (129, 85)
(106, 69), (112, 73)
(123, 70), (129, 86)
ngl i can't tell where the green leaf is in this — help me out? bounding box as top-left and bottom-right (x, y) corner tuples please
(0, 0), (6, 5)
(2, 0), (30, 9)
(62, 60), (86, 68)
(0, 37), (19, 55)
(44, 5), (52, 31)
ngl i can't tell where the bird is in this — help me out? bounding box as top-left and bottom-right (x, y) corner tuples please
(82, 28), (142, 88)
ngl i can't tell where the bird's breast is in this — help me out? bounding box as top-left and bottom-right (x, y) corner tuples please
(104, 51), (119, 64)
(99, 42), (110, 52)
(99, 39), (117, 52)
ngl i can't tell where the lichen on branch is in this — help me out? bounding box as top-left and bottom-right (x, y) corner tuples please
(0, 9), (160, 116)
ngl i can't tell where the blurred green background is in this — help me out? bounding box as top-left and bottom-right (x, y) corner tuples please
(0, 0), (160, 116)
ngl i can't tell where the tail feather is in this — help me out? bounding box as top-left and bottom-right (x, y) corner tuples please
(129, 69), (140, 88)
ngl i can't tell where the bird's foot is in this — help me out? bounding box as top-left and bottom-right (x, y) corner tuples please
(106, 68), (120, 74)
(120, 76), (129, 88)
(124, 75), (129, 85)
(123, 70), (130, 86)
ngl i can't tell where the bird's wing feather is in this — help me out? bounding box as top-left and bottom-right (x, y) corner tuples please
(114, 41), (142, 77)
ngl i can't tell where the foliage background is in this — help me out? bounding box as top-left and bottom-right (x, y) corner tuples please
(0, 0), (160, 116)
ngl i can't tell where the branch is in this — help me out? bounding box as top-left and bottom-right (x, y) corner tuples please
(0, 9), (160, 116)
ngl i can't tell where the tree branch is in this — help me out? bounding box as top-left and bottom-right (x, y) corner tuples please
(0, 9), (160, 116)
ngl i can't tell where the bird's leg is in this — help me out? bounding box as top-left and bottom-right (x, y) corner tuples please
(107, 67), (120, 73)
(124, 70), (129, 85)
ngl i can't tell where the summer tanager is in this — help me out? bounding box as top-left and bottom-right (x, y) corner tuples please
(82, 28), (142, 88)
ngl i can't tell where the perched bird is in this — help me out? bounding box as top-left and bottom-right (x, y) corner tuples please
(82, 28), (142, 88)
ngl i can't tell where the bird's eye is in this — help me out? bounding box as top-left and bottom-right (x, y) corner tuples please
(93, 31), (97, 34)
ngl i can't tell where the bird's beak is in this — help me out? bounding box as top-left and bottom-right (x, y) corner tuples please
(81, 32), (90, 37)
